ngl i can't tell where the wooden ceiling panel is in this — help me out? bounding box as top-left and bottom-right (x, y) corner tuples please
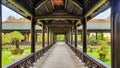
(35, 4), (48, 16)
(72, 6), (82, 15)
(45, 0), (53, 12)
(66, 0), (82, 16)
(15, 0), (33, 12)
(66, 0), (74, 13)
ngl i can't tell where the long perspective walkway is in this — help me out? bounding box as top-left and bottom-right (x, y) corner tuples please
(34, 42), (85, 68)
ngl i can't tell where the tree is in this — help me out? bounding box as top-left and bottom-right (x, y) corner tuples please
(87, 35), (97, 46)
(8, 31), (25, 55)
(7, 16), (15, 20)
(2, 33), (11, 45)
(9, 31), (24, 48)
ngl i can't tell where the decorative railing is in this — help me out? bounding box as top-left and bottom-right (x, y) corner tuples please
(67, 43), (110, 68)
(83, 53), (110, 68)
(5, 43), (54, 68)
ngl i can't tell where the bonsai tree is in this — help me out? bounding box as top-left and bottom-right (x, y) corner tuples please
(97, 40), (109, 61)
(9, 31), (25, 55)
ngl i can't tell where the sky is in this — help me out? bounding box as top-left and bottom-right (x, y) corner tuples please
(2, 5), (111, 21)
(2, 5), (23, 21)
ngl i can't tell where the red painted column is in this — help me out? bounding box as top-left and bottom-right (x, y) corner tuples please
(42, 25), (45, 48)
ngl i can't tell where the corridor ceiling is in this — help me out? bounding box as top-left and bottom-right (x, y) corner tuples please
(2, 0), (110, 34)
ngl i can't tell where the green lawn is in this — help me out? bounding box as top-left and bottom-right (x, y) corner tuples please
(87, 46), (111, 66)
(2, 45), (42, 67)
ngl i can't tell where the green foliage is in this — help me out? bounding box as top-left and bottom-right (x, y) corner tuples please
(57, 35), (65, 41)
(97, 33), (103, 40)
(88, 48), (111, 65)
(2, 31), (24, 45)
(97, 40), (109, 61)
(10, 31), (24, 41)
(88, 46), (96, 52)
(2, 34), (11, 45)
(87, 35), (97, 46)
(37, 33), (48, 42)
(77, 35), (81, 41)
(2, 46), (41, 66)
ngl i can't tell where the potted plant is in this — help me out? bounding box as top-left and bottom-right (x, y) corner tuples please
(9, 31), (25, 55)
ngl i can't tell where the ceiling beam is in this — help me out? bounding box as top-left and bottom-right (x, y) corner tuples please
(7, 0), (33, 17)
(85, 0), (107, 18)
(44, 3), (49, 13)
(88, 2), (110, 20)
(70, 4), (75, 12)
(35, 0), (45, 9)
(45, 23), (75, 27)
(65, 0), (68, 9)
(73, 0), (84, 8)
(50, 0), (55, 10)
(35, 15), (82, 20)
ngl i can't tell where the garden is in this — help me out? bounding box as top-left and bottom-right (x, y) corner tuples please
(2, 31), (42, 67)
(87, 33), (111, 65)
(2, 31), (111, 67)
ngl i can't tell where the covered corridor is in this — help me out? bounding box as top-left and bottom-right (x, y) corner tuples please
(1, 0), (120, 68)
(34, 42), (85, 68)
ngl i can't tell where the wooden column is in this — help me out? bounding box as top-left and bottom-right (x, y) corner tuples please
(50, 32), (53, 44)
(69, 31), (71, 44)
(53, 33), (56, 43)
(65, 34), (67, 42)
(51, 33), (53, 43)
(111, 0), (120, 68)
(47, 29), (49, 45)
(36, 33), (37, 42)
(53, 33), (54, 43)
(96, 32), (98, 40)
(81, 32), (83, 42)
(68, 33), (69, 43)
(69, 32), (71, 44)
(0, 1), (2, 67)
(75, 25), (77, 47)
(27, 33), (29, 42)
(66, 34), (68, 43)
(31, 17), (36, 53)
(71, 29), (73, 45)
(42, 25), (45, 48)
(101, 32), (104, 40)
(82, 18), (87, 53)
(51, 32), (53, 44)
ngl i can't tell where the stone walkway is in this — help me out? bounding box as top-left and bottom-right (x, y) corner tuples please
(34, 42), (85, 68)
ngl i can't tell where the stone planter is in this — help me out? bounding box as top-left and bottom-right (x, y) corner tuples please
(10, 49), (24, 55)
